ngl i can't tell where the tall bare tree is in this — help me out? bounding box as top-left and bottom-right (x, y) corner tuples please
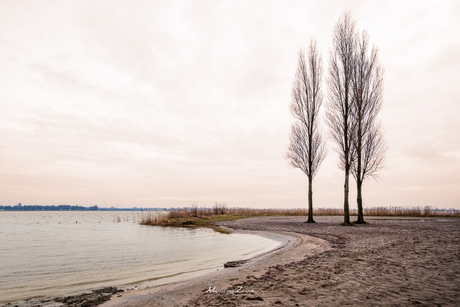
(326, 12), (357, 225)
(287, 40), (326, 223)
(350, 31), (386, 224)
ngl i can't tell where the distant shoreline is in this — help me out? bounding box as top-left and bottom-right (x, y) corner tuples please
(0, 204), (166, 211)
(2, 205), (458, 217)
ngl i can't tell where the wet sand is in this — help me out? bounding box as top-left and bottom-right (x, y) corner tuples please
(104, 216), (460, 306)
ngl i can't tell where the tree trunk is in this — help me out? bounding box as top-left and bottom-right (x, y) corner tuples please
(306, 176), (315, 223)
(343, 167), (351, 225)
(356, 179), (366, 224)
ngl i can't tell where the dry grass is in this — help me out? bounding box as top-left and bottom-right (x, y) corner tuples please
(313, 206), (459, 217)
(361, 206), (460, 217)
(139, 203), (312, 233)
(139, 211), (169, 224)
(139, 204), (459, 233)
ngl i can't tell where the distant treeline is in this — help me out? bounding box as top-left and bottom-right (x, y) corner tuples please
(0, 204), (99, 211)
(0, 204), (168, 211)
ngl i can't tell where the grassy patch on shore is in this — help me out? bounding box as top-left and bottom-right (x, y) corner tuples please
(140, 204), (311, 234)
(140, 214), (244, 234)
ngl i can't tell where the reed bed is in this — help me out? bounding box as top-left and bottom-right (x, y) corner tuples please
(139, 211), (169, 225)
(139, 204), (459, 232)
(314, 206), (459, 217)
(362, 206), (460, 217)
(142, 205), (459, 220)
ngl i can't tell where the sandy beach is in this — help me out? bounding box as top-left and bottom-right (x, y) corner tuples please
(100, 216), (460, 307)
(4, 216), (459, 307)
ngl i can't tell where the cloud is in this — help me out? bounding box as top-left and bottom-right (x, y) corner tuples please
(0, 0), (459, 208)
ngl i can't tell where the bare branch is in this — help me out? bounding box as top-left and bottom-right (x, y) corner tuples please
(326, 12), (357, 171)
(350, 30), (386, 183)
(287, 40), (326, 179)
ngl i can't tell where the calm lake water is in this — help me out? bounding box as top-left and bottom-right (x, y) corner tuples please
(0, 211), (280, 304)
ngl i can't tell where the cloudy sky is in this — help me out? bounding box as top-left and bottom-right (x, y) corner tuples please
(1, 0), (459, 209)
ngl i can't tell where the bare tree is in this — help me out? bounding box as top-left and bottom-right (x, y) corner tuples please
(350, 32), (386, 224)
(287, 40), (326, 223)
(326, 12), (357, 225)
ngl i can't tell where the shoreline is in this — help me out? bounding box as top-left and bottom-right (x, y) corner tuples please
(101, 228), (330, 307)
(2, 226), (322, 307)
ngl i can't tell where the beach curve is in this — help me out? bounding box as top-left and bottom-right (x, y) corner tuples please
(101, 227), (330, 307)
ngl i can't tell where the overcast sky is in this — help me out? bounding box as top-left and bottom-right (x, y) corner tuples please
(1, 0), (459, 209)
